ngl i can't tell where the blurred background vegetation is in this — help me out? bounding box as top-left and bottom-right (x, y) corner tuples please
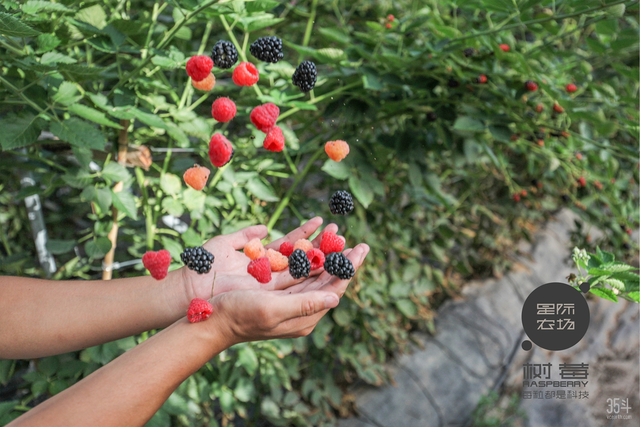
(0, 0), (638, 425)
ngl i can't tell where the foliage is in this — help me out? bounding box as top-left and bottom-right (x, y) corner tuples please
(471, 391), (526, 427)
(0, 0), (638, 426)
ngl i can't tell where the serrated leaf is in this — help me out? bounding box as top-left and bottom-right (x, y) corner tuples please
(111, 190), (137, 219)
(41, 51), (76, 64)
(318, 27), (350, 45)
(160, 173), (181, 195)
(589, 287), (618, 302)
(321, 159), (350, 180)
(134, 110), (170, 130)
(246, 0), (280, 13)
(95, 187), (112, 212)
(315, 48), (345, 63)
(52, 82), (82, 106)
(161, 236), (183, 261)
(247, 178), (279, 202)
(236, 345), (258, 375)
(0, 112), (43, 150)
(22, 1), (69, 14)
(162, 197), (184, 217)
(247, 16), (284, 32)
(627, 291), (639, 303)
(50, 118), (107, 150)
(604, 278), (625, 291)
(102, 162), (130, 182)
(68, 104), (123, 129)
(84, 237), (112, 259)
(0, 12), (40, 37)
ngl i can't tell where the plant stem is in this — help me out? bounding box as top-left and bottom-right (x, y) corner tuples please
(302, 0), (319, 48)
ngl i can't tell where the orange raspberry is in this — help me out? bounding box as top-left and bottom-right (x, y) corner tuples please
(192, 73), (216, 91)
(293, 239), (313, 253)
(244, 238), (266, 260)
(183, 164), (211, 191)
(325, 140), (350, 162)
(266, 249), (288, 271)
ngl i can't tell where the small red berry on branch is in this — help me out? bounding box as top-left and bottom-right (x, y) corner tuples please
(524, 80), (538, 91)
(577, 176), (587, 187)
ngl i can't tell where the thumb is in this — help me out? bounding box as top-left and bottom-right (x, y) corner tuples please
(275, 291), (339, 321)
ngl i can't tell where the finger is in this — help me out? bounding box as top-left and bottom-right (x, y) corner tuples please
(271, 267), (323, 291)
(317, 244), (370, 295)
(269, 290), (339, 322)
(265, 217), (323, 250)
(211, 225), (268, 250)
(310, 223), (339, 248)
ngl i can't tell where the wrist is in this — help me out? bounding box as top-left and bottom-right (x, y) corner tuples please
(204, 296), (238, 349)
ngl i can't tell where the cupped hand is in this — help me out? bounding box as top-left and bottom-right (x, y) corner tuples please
(210, 243), (369, 345)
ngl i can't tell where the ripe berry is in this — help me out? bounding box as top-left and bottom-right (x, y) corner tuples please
(325, 140), (350, 162)
(510, 134), (519, 141)
(250, 103), (280, 133)
(427, 112), (438, 122)
(387, 14), (395, 22)
(537, 139), (545, 147)
(263, 126), (285, 152)
(513, 193), (521, 202)
(594, 180), (603, 190)
(279, 241), (294, 257)
(181, 246), (214, 274)
(553, 102), (564, 113)
(520, 189), (527, 197)
(329, 190), (354, 215)
(232, 61), (259, 86)
(209, 133), (234, 167)
(448, 79), (460, 88)
(578, 176), (586, 187)
(250, 36), (284, 63)
(288, 249), (311, 279)
(626, 228), (632, 236)
(192, 73), (216, 91)
(524, 80), (538, 91)
(463, 47), (476, 57)
(292, 60), (318, 93)
(183, 164), (211, 191)
(535, 104), (544, 113)
(211, 40), (238, 69)
(142, 249), (171, 280)
(266, 249), (288, 271)
(247, 257), (272, 283)
(385, 23), (392, 29)
(293, 239), (313, 253)
(323, 252), (355, 280)
(499, 44), (510, 52)
(575, 152), (583, 160)
(187, 298), (213, 323)
(566, 83), (577, 93)
(320, 231), (345, 255)
(561, 194), (570, 203)
(244, 237), (266, 260)
(186, 55), (214, 82)
(476, 74), (487, 84)
(306, 248), (325, 270)
(211, 97), (237, 122)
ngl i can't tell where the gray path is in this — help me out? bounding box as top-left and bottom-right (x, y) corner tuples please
(338, 210), (639, 427)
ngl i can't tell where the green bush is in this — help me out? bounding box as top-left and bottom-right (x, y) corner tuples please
(0, 0), (637, 425)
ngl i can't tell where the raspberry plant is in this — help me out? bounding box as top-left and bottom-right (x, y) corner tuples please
(0, 0), (638, 426)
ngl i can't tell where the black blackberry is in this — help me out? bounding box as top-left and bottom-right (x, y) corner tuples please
(329, 190), (354, 215)
(463, 47), (476, 57)
(211, 40), (238, 69)
(426, 112), (438, 122)
(324, 252), (355, 280)
(292, 60), (317, 93)
(288, 249), (310, 279)
(561, 194), (570, 203)
(180, 246), (214, 274)
(250, 36), (284, 63)
(531, 179), (539, 187)
(448, 79), (460, 88)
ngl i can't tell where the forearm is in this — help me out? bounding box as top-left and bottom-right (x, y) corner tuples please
(0, 269), (193, 359)
(7, 315), (230, 427)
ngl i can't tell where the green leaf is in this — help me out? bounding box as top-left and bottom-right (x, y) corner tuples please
(247, 178), (279, 202)
(162, 197), (184, 217)
(111, 190), (138, 219)
(627, 291), (639, 303)
(453, 116), (485, 133)
(41, 51), (76, 64)
(245, 0), (280, 13)
(183, 188), (206, 212)
(52, 82), (82, 106)
(395, 299), (417, 317)
(349, 175), (374, 208)
(68, 104), (123, 129)
(261, 397), (280, 418)
(234, 377), (255, 403)
(279, 123), (299, 150)
(36, 33), (61, 52)
(85, 237), (112, 259)
(134, 110), (170, 130)
(0, 112), (43, 150)
(314, 48), (346, 63)
(489, 125), (512, 143)
(0, 12), (40, 37)
(22, 1), (69, 14)
(589, 287), (618, 302)
(161, 236), (183, 261)
(95, 187), (112, 212)
(102, 162), (130, 182)
(247, 16), (284, 32)
(45, 239), (76, 254)
(50, 118), (107, 150)
(160, 173), (182, 195)
(322, 159), (350, 180)
(236, 345), (258, 375)
(317, 27), (350, 45)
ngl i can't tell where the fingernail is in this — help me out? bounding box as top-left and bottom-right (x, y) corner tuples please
(324, 295), (339, 309)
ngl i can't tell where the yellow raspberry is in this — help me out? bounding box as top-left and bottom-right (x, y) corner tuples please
(244, 237), (266, 260)
(293, 239), (313, 253)
(266, 248), (288, 271)
(192, 73), (216, 91)
(325, 140), (350, 162)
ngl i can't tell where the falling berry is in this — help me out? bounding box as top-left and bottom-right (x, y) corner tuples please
(566, 83), (578, 93)
(524, 80), (538, 91)
(476, 74), (488, 84)
(499, 44), (510, 52)
(387, 14), (395, 22)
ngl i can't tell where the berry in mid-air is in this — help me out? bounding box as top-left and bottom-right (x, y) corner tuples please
(232, 61), (260, 86)
(250, 103), (280, 133)
(186, 55), (214, 82)
(499, 44), (510, 52)
(535, 104), (544, 113)
(292, 60), (317, 93)
(524, 80), (538, 91)
(187, 298), (213, 323)
(209, 133), (234, 167)
(553, 102), (564, 113)
(566, 83), (577, 93)
(211, 40), (238, 69)
(306, 248), (325, 270)
(577, 176), (586, 187)
(463, 47), (476, 57)
(142, 249), (171, 280)
(325, 140), (350, 162)
(244, 237), (266, 260)
(319, 231), (345, 255)
(476, 74), (487, 84)
(181, 246), (214, 274)
(323, 252), (355, 280)
(293, 239), (313, 253)
(288, 249), (311, 279)
(250, 36), (284, 63)
(183, 164), (211, 191)
(263, 126), (285, 152)
(329, 190), (354, 215)
(279, 241), (294, 257)
(427, 112), (438, 122)
(266, 249), (288, 271)
(211, 97), (237, 122)
(247, 257), (272, 283)
(192, 73), (216, 91)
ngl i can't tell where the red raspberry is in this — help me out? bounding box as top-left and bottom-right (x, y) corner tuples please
(279, 241), (294, 257)
(187, 298), (213, 323)
(553, 102), (564, 113)
(578, 176), (586, 187)
(537, 139), (545, 147)
(192, 73), (215, 91)
(186, 55), (214, 82)
(535, 104), (544, 113)
(250, 103), (280, 133)
(387, 14), (395, 22)
(520, 189), (527, 197)
(325, 140), (350, 162)
(476, 74), (487, 84)
(566, 83), (577, 93)
(247, 257), (272, 283)
(263, 126), (285, 152)
(513, 193), (521, 202)
(232, 61), (259, 86)
(626, 228), (632, 236)
(183, 164), (211, 191)
(209, 133), (234, 167)
(499, 44), (510, 52)
(319, 231), (345, 255)
(306, 248), (325, 270)
(385, 23), (392, 29)
(211, 97), (237, 123)
(524, 80), (538, 91)
(142, 249), (171, 280)
(576, 152), (583, 160)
